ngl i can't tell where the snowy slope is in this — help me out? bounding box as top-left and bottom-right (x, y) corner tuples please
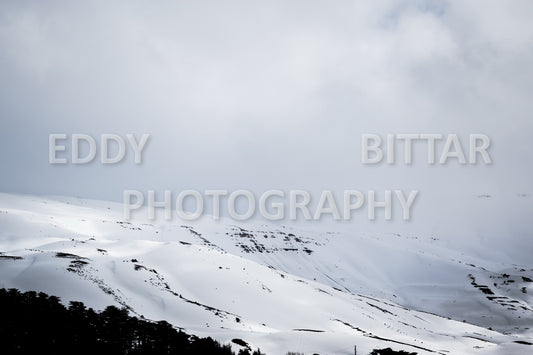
(0, 193), (532, 355)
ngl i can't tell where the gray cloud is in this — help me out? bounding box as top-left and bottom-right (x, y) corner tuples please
(1, 1), (532, 248)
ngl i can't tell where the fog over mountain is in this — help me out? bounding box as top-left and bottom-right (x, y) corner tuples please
(1, 1), (533, 354)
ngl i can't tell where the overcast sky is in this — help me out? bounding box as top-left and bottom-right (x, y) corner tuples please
(1, 1), (533, 244)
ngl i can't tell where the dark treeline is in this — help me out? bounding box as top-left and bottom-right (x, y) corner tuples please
(0, 288), (415, 355)
(0, 288), (263, 355)
(369, 348), (417, 355)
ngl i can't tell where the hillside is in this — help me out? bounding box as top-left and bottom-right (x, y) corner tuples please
(0, 193), (532, 354)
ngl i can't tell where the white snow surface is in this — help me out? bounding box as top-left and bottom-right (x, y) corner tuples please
(0, 192), (532, 355)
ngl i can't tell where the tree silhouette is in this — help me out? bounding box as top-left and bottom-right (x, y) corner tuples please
(0, 288), (259, 355)
(370, 347), (417, 355)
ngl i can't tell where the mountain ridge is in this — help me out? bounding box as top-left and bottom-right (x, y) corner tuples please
(0, 192), (532, 354)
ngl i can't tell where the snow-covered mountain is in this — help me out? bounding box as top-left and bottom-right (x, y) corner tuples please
(0, 193), (532, 355)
